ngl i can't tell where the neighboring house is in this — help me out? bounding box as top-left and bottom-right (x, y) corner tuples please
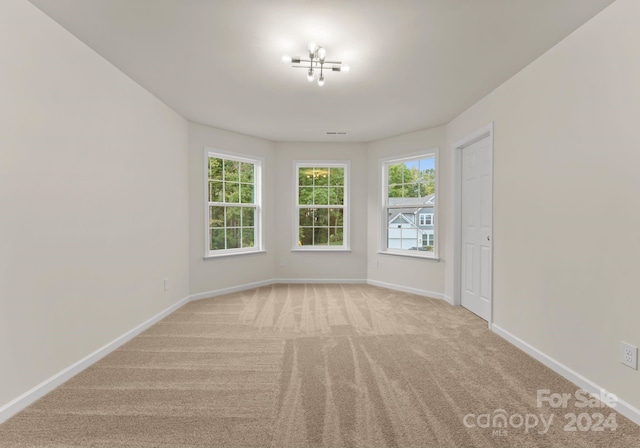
(387, 195), (435, 251)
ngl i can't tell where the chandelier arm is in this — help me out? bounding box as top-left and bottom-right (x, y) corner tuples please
(291, 59), (341, 64)
(292, 66), (348, 71)
(291, 62), (341, 68)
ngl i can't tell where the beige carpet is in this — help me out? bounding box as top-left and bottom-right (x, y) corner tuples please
(1, 284), (639, 447)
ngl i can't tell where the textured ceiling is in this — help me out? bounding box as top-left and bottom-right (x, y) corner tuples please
(29, 0), (614, 142)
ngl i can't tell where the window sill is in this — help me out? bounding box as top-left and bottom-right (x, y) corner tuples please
(291, 247), (352, 253)
(204, 250), (267, 260)
(378, 250), (440, 261)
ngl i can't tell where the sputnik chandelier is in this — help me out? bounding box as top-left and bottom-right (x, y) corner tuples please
(282, 42), (349, 86)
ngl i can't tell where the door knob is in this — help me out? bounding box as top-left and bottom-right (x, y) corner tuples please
(487, 236), (491, 241)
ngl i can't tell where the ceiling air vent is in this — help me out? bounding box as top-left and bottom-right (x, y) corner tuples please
(326, 132), (347, 135)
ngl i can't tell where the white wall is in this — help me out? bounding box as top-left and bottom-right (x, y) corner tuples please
(367, 127), (447, 298)
(445, 0), (640, 410)
(0, 0), (189, 409)
(188, 122), (276, 294)
(274, 143), (368, 281)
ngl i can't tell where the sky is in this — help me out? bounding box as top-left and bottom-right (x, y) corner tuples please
(404, 157), (434, 171)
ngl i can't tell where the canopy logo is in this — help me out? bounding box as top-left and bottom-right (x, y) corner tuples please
(462, 388), (619, 437)
(463, 410), (554, 435)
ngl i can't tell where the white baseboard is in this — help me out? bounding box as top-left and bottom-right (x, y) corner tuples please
(491, 324), (640, 427)
(0, 295), (191, 424)
(189, 278), (367, 302)
(274, 278), (367, 285)
(366, 279), (452, 304)
(188, 279), (274, 301)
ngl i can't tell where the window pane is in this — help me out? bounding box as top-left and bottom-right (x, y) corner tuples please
(329, 208), (343, 226)
(329, 167), (344, 186)
(226, 206), (241, 227)
(403, 183), (419, 198)
(209, 181), (223, 202)
(226, 228), (240, 249)
(224, 160), (239, 181)
(210, 229), (225, 250)
(299, 227), (313, 246)
(313, 187), (329, 205)
(242, 207), (255, 227)
(225, 182), (239, 203)
(240, 183), (254, 203)
(209, 158), (223, 181)
(387, 207), (423, 250)
(299, 168), (313, 186)
(299, 208), (313, 227)
(329, 227), (343, 245)
(314, 227), (329, 245)
(242, 228), (255, 248)
(418, 182), (428, 197)
(419, 157), (435, 196)
(299, 187), (313, 205)
(314, 208), (328, 226)
(388, 184), (403, 199)
(388, 164), (404, 186)
(240, 162), (254, 183)
(314, 168), (329, 186)
(210, 206), (224, 228)
(329, 187), (344, 205)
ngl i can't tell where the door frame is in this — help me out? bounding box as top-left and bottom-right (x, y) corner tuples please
(452, 122), (494, 327)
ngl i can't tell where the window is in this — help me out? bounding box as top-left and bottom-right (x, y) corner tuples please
(424, 233), (434, 248)
(206, 151), (262, 257)
(295, 162), (349, 250)
(382, 151), (437, 257)
(419, 213), (433, 226)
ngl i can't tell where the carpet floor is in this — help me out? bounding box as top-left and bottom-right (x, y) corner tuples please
(1, 284), (639, 447)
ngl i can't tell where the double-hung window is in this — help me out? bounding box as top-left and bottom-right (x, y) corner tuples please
(419, 213), (433, 226)
(206, 150), (262, 257)
(294, 162), (349, 250)
(382, 151), (438, 258)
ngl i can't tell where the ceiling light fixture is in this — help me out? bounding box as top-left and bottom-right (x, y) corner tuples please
(282, 43), (349, 86)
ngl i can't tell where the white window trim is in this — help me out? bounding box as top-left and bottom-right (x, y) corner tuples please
(292, 160), (350, 252)
(204, 148), (264, 259)
(380, 149), (439, 260)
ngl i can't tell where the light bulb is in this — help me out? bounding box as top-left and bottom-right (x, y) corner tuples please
(341, 65), (350, 73)
(282, 55), (292, 63)
(308, 42), (318, 53)
(317, 47), (326, 61)
(307, 69), (314, 82)
(318, 75), (325, 86)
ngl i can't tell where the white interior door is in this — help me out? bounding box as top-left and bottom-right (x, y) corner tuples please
(460, 135), (492, 321)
